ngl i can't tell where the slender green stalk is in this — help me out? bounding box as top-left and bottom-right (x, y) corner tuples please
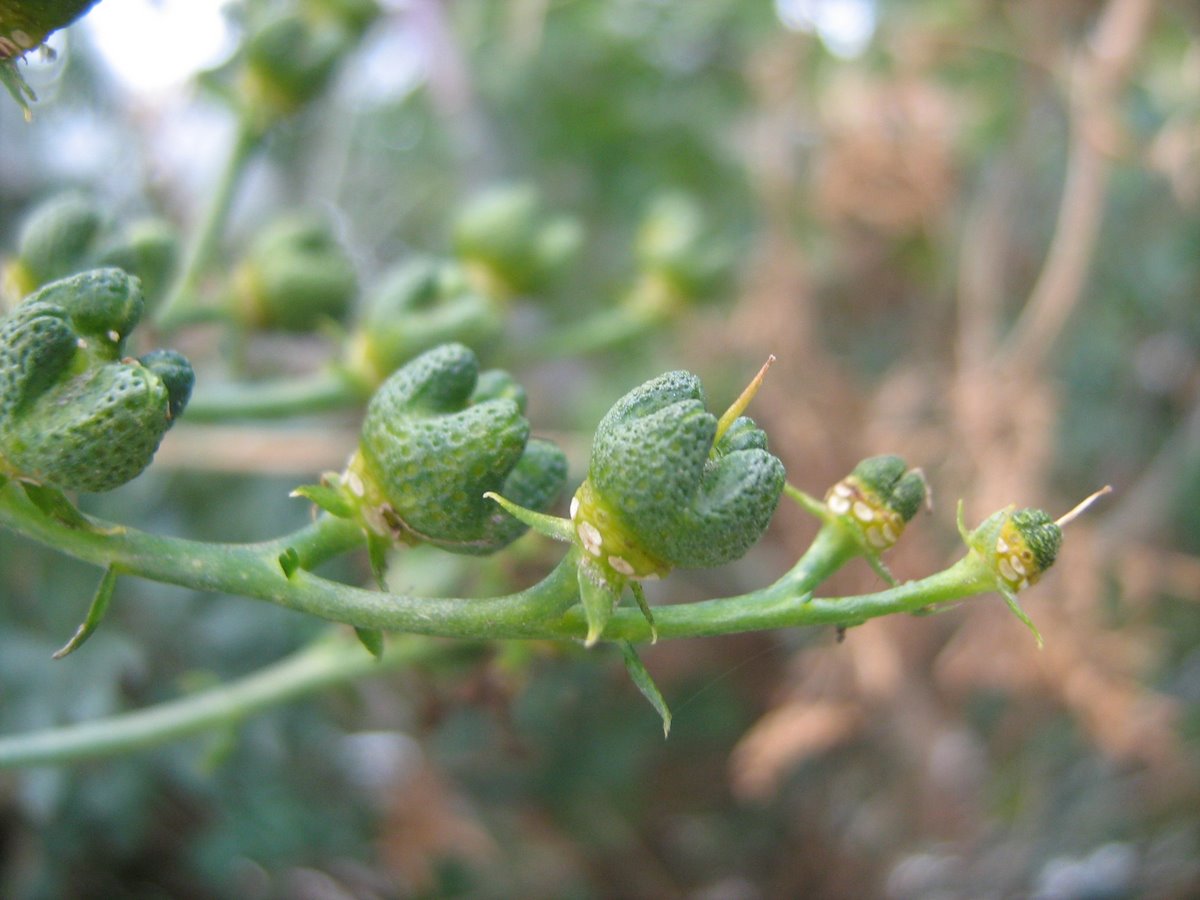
(155, 116), (261, 329)
(0, 479), (997, 643)
(0, 480), (584, 637)
(183, 370), (364, 421)
(0, 634), (452, 769)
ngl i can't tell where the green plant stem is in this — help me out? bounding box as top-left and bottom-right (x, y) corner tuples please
(0, 479), (998, 643)
(184, 370), (365, 421)
(517, 305), (664, 360)
(0, 485), (1005, 768)
(155, 116), (261, 330)
(0, 634), (449, 769)
(0, 480), (584, 637)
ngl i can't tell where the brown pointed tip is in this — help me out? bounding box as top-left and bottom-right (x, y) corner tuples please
(715, 353), (777, 442)
(1055, 485), (1112, 527)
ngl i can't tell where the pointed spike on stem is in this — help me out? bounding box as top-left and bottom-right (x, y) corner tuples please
(1055, 485), (1112, 527)
(715, 354), (775, 443)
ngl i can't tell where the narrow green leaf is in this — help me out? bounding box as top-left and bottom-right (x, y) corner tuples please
(999, 586), (1044, 648)
(483, 491), (574, 542)
(290, 482), (354, 519)
(354, 627), (385, 659)
(278, 547), (300, 579)
(21, 482), (90, 529)
(1, 61), (37, 122)
(620, 641), (671, 738)
(367, 533), (390, 590)
(577, 561), (617, 647)
(53, 566), (118, 659)
(629, 581), (658, 644)
(863, 553), (898, 587)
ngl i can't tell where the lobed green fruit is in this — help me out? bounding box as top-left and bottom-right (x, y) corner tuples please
(350, 343), (566, 554)
(0, 268), (193, 492)
(452, 185), (582, 298)
(231, 215), (357, 332)
(11, 192), (104, 291)
(582, 370), (785, 571)
(635, 193), (731, 302)
(346, 257), (500, 386)
(241, 0), (379, 121)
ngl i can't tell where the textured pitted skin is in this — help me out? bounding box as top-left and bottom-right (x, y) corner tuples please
(0, 269), (193, 492)
(585, 370), (785, 570)
(354, 343), (566, 554)
(1004, 509), (1062, 581)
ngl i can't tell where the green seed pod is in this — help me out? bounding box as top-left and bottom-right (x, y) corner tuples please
(825, 455), (927, 552)
(230, 215), (357, 332)
(8, 192), (104, 296)
(634, 192), (733, 302)
(345, 257), (501, 387)
(0, 268), (193, 492)
(27, 267), (143, 348)
(452, 184), (582, 298)
(993, 508), (1062, 591)
(95, 218), (180, 309)
(241, 0), (378, 123)
(574, 370), (785, 577)
(0, 0), (99, 58)
(347, 342), (566, 554)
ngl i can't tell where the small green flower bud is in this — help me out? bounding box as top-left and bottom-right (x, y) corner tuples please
(825, 455), (927, 552)
(347, 343), (567, 554)
(344, 257), (501, 387)
(0, 269), (193, 492)
(452, 184), (582, 298)
(576, 369), (785, 576)
(7, 192), (104, 296)
(230, 215), (357, 332)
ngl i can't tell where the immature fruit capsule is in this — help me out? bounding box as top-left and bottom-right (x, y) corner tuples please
(8, 192), (104, 295)
(240, 0), (379, 123)
(452, 184), (582, 298)
(574, 369), (785, 580)
(4, 194), (181, 308)
(825, 455), (927, 552)
(634, 192), (732, 303)
(229, 215), (357, 332)
(991, 508), (1062, 592)
(344, 257), (501, 388)
(346, 342), (566, 554)
(0, 269), (194, 492)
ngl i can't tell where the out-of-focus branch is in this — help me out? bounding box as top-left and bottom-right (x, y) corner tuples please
(998, 0), (1157, 371)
